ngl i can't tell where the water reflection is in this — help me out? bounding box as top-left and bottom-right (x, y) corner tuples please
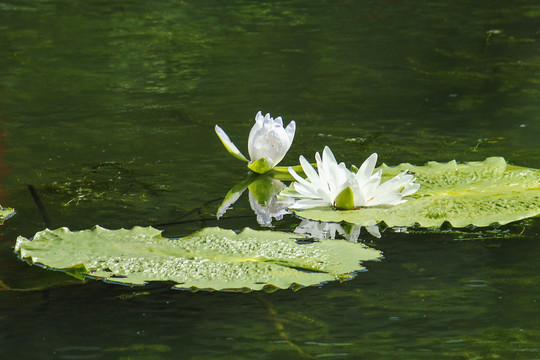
(217, 174), (292, 227)
(294, 219), (381, 242)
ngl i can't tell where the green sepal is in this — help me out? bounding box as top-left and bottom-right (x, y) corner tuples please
(248, 158), (274, 174)
(273, 164), (304, 173)
(334, 187), (355, 210)
(214, 125), (249, 162)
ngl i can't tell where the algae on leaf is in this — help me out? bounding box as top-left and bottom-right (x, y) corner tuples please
(15, 226), (382, 291)
(292, 157), (540, 228)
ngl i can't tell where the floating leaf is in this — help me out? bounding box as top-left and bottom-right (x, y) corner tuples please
(0, 206), (15, 224)
(291, 157), (540, 228)
(15, 226), (382, 291)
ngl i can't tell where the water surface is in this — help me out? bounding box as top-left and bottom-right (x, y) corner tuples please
(1, 0), (539, 359)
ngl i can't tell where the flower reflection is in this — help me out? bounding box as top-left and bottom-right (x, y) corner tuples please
(217, 175), (292, 227)
(294, 219), (381, 242)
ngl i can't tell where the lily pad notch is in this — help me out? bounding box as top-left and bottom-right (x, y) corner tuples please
(15, 225), (382, 292)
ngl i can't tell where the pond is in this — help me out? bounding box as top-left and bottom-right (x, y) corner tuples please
(1, 0), (539, 358)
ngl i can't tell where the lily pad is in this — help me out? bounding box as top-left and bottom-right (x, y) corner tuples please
(15, 226), (382, 291)
(292, 157), (540, 228)
(0, 206), (15, 224)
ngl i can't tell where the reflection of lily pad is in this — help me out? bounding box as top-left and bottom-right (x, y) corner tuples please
(292, 157), (540, 228)
(0, 206), (15, 224)
(15, 226), (382, 291)
(0, 271), (84, 292)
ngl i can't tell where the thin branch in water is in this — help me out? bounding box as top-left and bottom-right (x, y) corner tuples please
(28, 184), (52, 228)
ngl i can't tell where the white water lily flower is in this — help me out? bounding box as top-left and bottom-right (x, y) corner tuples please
(285, 146), (420, 210)
(215, 111), (296, 174)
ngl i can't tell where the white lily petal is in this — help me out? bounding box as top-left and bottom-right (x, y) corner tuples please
(367, 192), (403, 206)
(288, 170), (307, 188)
(374, 174), (401, 196)
(248, 114), (264, 161)
(321, 147), (347, 195)
(315, 187), (333, 204)
(285, 120), (296, 144)
(255, 111), (263, 123)
(315, 151), (329, 189)
(247, 112), (294, 168)
(321, 147), (337, 186)
(362, 171), (382, 200)
(299, 155), (321, 187)
(248, 111), (263, 136)
(215, 125), (249, 162)
(293, 183), (319, 199)
(293, 182), (322, 199)
(322, 146), (337, 164)
(289, 160), (316, 188)
(402, 182), (420, 197)
(394, 172), (420, 197)
(289, 199), (331, 210)
(330, 168), (353, 198)
(356, 153), (378, 186)
(351, 181), (367, 207)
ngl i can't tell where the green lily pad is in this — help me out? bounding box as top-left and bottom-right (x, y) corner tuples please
(292, 157), (540, 228)
(15, 226), (382, 291)
(0, 206), (15, 224)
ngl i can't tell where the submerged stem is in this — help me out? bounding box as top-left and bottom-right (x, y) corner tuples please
(254, 295), (315, 359)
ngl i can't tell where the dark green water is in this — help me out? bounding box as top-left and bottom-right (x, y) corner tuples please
(1, 0), (539, 358)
